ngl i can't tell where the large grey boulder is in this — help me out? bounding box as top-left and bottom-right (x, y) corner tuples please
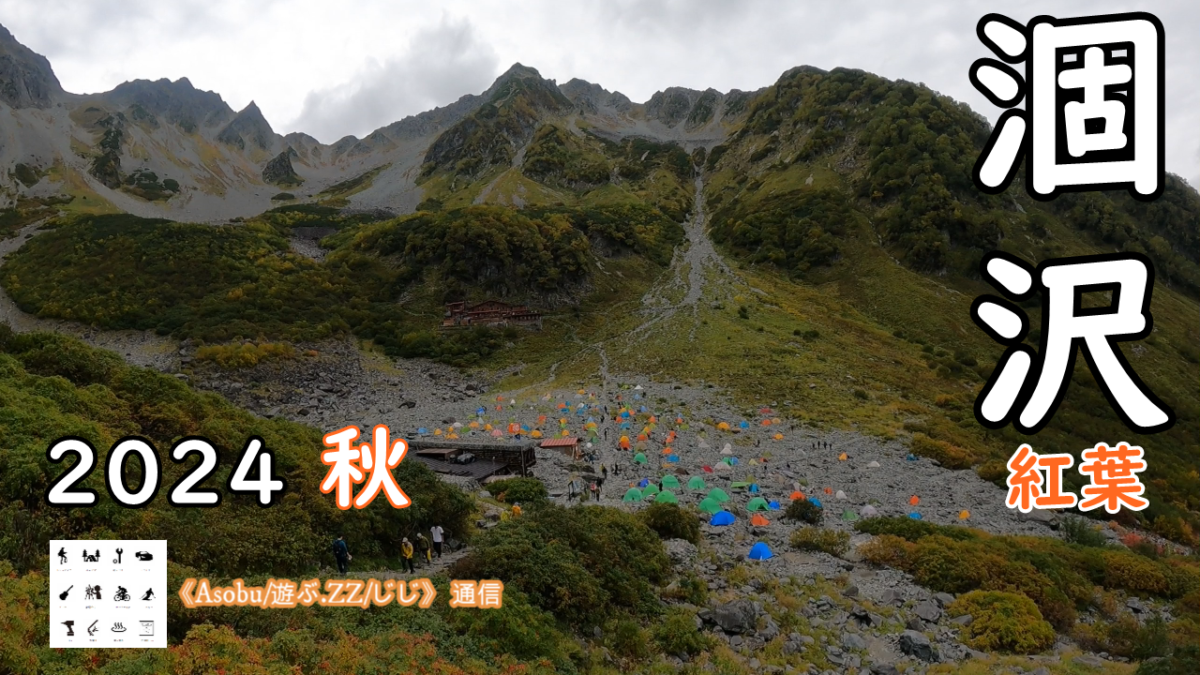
(898, 630), (938, 662)
(711, 598), (758, 634)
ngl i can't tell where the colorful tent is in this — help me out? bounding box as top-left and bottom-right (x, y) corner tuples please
(790, 491), (805, 500)
(655, 491), (678, 504)
(707, 488), (730, 503)
(768, 501), (780, 510)
(622, 488), (642, 502)
(841, 509), (859, 522)
(748, 542), (773, 560)
(730, 482), (751, 489)
(959, 510), (971, 520)
(773, 433), (783, 440)
(739, 421), (750, 429)
(661, 475), (681, 489)
(702, 465), (714, 473)
(749, 484), (760, 494)
(687, 476), (707, 490)
(717, 422), (731, 431)
(642, 484), (659, 497)
(838, 452), (848, 461)
(747, 497), (770, 512)
(908, 512), (923, 520)
(750, 514), (770, 527)
(698, 497), (722, 514)
(710, 511), (735, 526)
(906, 453), (918, 461)
(633, 453), (648, 465)
(909, 495), (920, 506)
(666, 454), (680, 463)
(638, 478), (650, 488)
(809, 497), (823, 509)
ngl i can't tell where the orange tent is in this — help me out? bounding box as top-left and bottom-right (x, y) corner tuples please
(838, 452), (848, 461)
(717, 422), (731, 431)
(637, 433), (648, 442)
(909, 495), (920, 506)
(649, 415), (657, 423)
(662, 447), (673, 455)
(824, 487), (833, 495)
(750, 514), (770, 527)
(619, 436), (631, 449)
(790, 491), (805, 500)
(773, 433), (784, 440)
(761, 419), (772, 426)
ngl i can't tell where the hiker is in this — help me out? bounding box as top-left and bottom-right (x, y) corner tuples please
(601, 464), (608, 479)
(590, 482), (599, 502)
(430, 524), (444, 558)
(400, 537), (415, 573)
(332, 534), (351, 575)
(512, 502), (523, 517)
(415, 532), (432, 565)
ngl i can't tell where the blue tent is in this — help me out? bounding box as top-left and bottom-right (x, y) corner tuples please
(620, 422), (631, 429)
(417, 427), (429, 435)
(729, 457), (739, 466)
(739, 421), (750, 429)
(748, 542), (773, 560)
(906, 453), (918, 462)
(639, 405), (647, 412)
(908, 511), (923, 520)
(809, 497), (823, 508)
(638, 478), (650, 488)
(768, 500), (781, 510)
(666, 454), (681, 463)
(709, 511), (736, 526)
(748, 483), (759, 493)
(476, 407), (486, 416)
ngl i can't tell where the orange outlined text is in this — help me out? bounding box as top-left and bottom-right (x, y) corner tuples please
(178, 578), (503, 609)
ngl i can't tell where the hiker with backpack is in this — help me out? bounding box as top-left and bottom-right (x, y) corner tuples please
(332, 534), (351, 575)
(400, 537), (415, 573)
(415, 532), (432, 565)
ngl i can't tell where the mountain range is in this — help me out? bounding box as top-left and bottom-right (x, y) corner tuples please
(0, 24), (752, 221)
(1, 22), (1197, 542)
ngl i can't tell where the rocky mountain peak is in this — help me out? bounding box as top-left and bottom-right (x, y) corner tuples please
(104, 77), (234, 131)
(0, 23), (64, 108)
(216, 100), (277, 151)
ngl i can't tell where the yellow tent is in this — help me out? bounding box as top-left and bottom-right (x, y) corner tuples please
(717, 422), (731, 431)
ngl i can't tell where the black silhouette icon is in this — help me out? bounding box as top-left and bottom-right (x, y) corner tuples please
(113, 547), (123, 564)
(62, 620), (75, 636)
(59, 585), (73, 600)
(84, 584), (102, 600)
(58, 547), (68, 565)
(82, 549), (100, 563)
(139, 620), (154, 636)
(135, 551), (153, 561)
(114, 586), (130, 602)
(111, 621), (127, 633)
(87, 620), (99, 636)
(141, 588), (156, 601)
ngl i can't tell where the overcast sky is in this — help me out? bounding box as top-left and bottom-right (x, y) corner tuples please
(2, 0), (1195, 186)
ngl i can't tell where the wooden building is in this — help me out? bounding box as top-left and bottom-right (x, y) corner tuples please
(441, 300), (542, 330)
(407, 439), (537, 480)
(540, 437), (582, 460)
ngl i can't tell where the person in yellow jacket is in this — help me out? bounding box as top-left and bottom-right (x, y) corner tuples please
(415, 533), (432, 565)
(400, 537), (415, 573)
(511, 502), (523, 518)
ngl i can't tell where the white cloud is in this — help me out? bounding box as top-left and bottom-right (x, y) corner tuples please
(287, 14), (498, 142)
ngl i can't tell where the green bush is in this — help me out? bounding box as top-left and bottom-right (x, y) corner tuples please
(854, 516), (976, 542)
(653, 608), (712, 657)
(484, 477), (548, 505)
(790, 527), (850, 556)
(607, 618), (652, 661)
(1060, 516), (1109, 547)
(947, 591), (1055, 653)
(784, 498), (824, 525)
(449, 504), (670, 623)
(639, 502), (700, 544)
(1136, 645), (1200, 675)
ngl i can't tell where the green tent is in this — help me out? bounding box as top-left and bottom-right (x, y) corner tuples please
(655, 490), (678, 504)
(707, 488), (730, 503)
(841, 509), (859, 522)
(661, 475), (681, 490)
(747, 497), (770, 512)
(642, 483), (660, 497)
(622, 488), (642, 502)
(698, 497), (722, 514)
(633, 453), (648, 465)
(730, 481), (751, 489)
(687, 476), (707, 490)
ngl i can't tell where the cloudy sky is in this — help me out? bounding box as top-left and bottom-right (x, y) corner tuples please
(2, 0), (1195, 185)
